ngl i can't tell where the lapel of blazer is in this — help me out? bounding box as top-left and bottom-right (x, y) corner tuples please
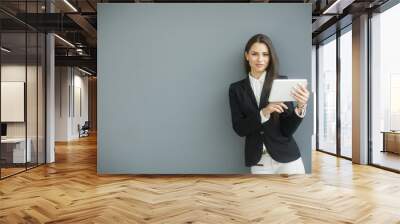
(244, 75), (270, 110)
(259, 83), (268, 109)
(244, 76), (258, 109)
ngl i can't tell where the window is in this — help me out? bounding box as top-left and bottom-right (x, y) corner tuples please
(317, 35), (337, 155)
(339, 27), (352, 158)
(371, 2), (400, 171)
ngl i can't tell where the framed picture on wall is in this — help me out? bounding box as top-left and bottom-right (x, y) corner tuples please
(1, 81), (25, 122)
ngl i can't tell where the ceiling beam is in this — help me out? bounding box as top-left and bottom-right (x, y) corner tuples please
(55, 55), (96, 70)
(67, 13), (97, 46)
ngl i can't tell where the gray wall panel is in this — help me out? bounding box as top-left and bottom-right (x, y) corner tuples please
(98, 3), (312, 174)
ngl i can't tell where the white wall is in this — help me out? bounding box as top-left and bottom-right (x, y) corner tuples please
(55, 67), (89, 141)
(1, 64), (46, 164)
(55, 67), (70, 141)
(1, 64), (41, 138)
(70, 72), (89, 138)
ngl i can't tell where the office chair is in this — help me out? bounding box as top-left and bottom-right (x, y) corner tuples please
(79, 121), (90, 138)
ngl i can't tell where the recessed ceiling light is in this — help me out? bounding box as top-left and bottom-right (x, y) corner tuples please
(54, 34), (75, 48)
(322, 0), (353, 15)
(1, 47), (11, 53)
(78, 67), (93, 76)
(63, 0), (78, 12)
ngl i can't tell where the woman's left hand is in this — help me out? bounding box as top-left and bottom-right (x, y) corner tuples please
(291, 83), (310, 108)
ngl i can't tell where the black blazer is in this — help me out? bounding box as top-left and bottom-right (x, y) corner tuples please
(228, 75), (303, 166)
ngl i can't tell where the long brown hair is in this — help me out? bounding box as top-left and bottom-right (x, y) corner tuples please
(244, 34), (280, 100)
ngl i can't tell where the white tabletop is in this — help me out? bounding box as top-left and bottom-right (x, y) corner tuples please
(1, 138), (28, 144)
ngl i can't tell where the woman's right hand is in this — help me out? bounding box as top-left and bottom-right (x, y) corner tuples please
(261, 102), (288, 117)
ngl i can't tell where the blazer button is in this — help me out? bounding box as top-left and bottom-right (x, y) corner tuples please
(260, 131), (264, 134)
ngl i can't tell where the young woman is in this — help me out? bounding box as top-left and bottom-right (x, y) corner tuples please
(228, 33), (310, 174)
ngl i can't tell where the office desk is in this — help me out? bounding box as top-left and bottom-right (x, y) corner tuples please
(1, 138), (32, 163)
(381, 131), (400, 154)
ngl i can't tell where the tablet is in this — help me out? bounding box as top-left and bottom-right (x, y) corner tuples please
(268, 79), (307, 102)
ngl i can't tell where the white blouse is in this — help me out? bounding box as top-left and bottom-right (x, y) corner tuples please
(248, 71), (306, 152)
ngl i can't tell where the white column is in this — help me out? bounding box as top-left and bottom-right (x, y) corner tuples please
(46, 33), (55, 163)
(352, 14), (369, 164)
(46, 1), (56, 163)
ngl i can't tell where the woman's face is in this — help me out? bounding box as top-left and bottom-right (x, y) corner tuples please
(245, 42), (270, 75)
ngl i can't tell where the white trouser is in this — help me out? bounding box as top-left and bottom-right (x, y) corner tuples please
(251, 150), (305, 174)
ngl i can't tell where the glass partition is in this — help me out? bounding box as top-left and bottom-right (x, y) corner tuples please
(317, 35), (337, 155)
(27, 31), (38, 169)
(0, 1), (46, 179)
(38, 32), (45, 165)
(339, 27), (352, 158)
(1, 31), (28, 177)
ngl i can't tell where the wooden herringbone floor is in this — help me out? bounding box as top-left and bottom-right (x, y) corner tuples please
(1, 134), (400, 224)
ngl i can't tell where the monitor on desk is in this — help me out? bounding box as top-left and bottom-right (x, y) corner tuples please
(1, 123), (7, 138)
